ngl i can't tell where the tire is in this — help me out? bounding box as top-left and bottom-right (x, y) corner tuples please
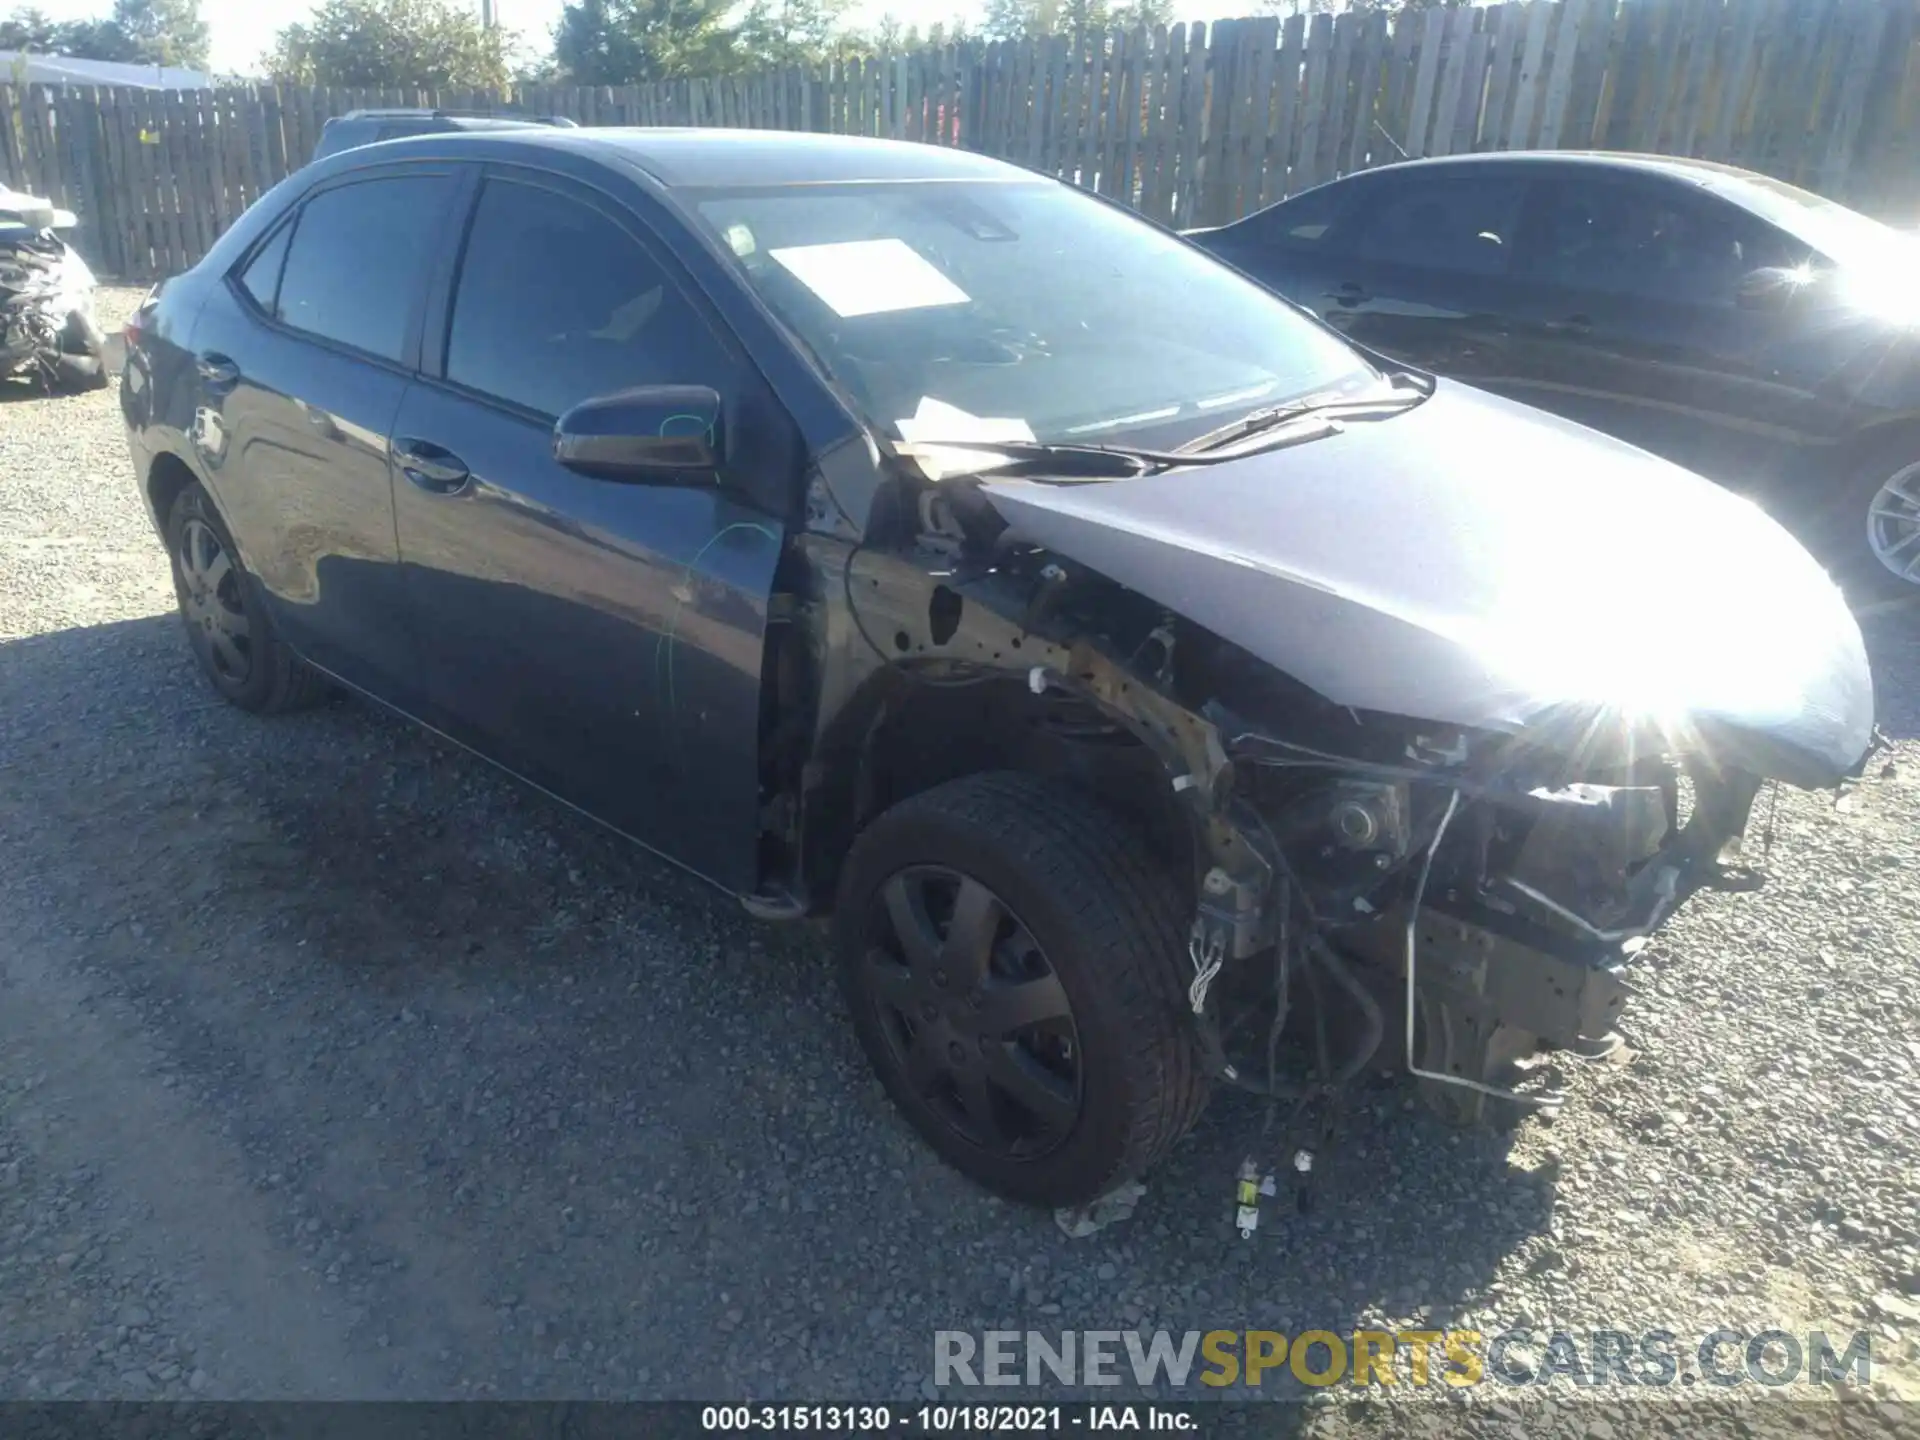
(834, 771), (1209, 1208)
(164, 482), (329, 714)
(1815, 435), (1920, 604)
(56, 310), (109, 391)
(50, 351), (106, 392)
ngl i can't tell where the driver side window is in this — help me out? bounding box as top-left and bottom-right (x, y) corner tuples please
(445, 178), (734, 419)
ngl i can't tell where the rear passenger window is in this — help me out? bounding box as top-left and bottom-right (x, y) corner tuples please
(276, 173), (454, 362)
(237, 220), (291, 314)
(1355, 176), (1528, 277)
(444, 179), (735, 419)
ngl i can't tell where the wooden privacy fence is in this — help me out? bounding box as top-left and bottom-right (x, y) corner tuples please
(4, 0), (1920, 280)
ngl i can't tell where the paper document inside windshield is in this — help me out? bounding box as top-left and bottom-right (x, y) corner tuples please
(893, 397), (1035, 481)
(768, 238), (970, 318)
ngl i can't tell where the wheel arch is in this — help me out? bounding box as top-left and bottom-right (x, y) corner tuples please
(144, 447), (204, 536)
(1843, 412), (1920, 473)
(798, 666), (1202, 918)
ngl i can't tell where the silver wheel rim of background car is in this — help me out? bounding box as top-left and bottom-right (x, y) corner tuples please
(1866, 460), (1920, 584)
(178, 518), (253, 683)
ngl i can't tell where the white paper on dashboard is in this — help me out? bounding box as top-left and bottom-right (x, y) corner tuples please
(892, 396), (1036, 481)
(768, 238), (971, 318)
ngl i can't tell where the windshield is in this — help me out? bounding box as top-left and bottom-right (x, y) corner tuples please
(1707, 171), (1914, 271)
(690, 178), (1377, 450)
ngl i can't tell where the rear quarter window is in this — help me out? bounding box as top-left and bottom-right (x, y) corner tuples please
(275, 172), (456, 362)
(1250, 184), (1354, 252)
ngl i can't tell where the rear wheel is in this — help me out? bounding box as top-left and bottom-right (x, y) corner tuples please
(164, 482), (328, 714)
(835, 772), (1209, 1208)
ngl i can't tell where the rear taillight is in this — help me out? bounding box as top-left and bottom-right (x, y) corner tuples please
(122, 285), (158, 350)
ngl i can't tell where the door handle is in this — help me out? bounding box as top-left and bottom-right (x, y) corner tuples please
(1325, 282), (1370, 307)
(392, 437), (471, 495)
(1546, 314), (1593, 335)
(196, 352), (240, 391)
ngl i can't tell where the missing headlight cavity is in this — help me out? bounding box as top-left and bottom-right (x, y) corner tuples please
(928, 584), (963, 646)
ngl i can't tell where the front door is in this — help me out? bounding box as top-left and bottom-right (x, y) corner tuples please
(186, 165), (461, 699)
(390, 169), (792, 892)
(1313, 168), (1533, 387)
(1492, 172), (1852, 492)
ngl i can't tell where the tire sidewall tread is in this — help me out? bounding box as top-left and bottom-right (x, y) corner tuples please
(164, 481), (327, 715)
(835, 771), (1208, 1208)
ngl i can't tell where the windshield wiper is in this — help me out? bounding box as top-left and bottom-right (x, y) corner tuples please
(895, 430), (1341, 480)
(1178, 378), (1430, 456)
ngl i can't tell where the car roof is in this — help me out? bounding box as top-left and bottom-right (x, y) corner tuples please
(328, 114), (545, 131)
(1340, 150), (1765, 185)
(355, 126), (1030, 188)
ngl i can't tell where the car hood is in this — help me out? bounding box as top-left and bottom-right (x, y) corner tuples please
(979, 381), (1875, 788)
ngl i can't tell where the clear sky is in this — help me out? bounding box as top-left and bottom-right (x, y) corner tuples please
(28, 0), (1244, 77)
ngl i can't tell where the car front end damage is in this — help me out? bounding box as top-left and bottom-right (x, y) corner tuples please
(793, 380), (1879, 1152)
(829, 541), (1793, 1133)
(1180, 700), (1778, 1125)
(0, 187), (108, 393)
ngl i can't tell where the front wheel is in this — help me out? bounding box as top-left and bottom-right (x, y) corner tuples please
(834, 772), (1209, 1208)
(52, 309), (109, 392)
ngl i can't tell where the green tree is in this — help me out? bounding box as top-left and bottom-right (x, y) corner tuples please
(1260, 0), (1453, 13)
(1109, 0), (1171, 29)
(0, 6), (63, 51)
(1056, 0), (1108, 38)
(265, 0), (513, 87)
(736, 0), (852, 69)
(552, 0), (738, 84)
(111, 0), (210, 70)
(54, 17), (140, 58)
(978, 0), (1035, 42)
(1, 0), (208, 68)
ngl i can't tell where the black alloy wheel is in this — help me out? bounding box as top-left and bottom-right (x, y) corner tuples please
(860, 865), (1082, 1160)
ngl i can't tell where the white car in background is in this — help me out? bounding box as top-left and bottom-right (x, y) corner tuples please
(1, 183), (108, 392)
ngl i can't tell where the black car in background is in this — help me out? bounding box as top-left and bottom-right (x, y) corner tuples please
(119, 129), (1873, 1208)
(1189, 152), (1920, 596)
(312, 108), (578, 162)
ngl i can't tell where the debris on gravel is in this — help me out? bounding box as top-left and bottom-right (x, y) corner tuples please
(1, 289), (1917, 1427)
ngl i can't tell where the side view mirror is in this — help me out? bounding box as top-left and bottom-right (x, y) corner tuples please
(1735, 265), (1806, 312)
(553, 385), (722, 481)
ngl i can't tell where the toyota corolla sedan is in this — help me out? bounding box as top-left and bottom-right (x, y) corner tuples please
(121, 129), (1876, 1209)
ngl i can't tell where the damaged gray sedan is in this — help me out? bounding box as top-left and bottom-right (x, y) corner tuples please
(123, 130), (1877, 1212)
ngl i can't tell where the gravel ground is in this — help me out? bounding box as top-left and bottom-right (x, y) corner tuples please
(1, 288), (1917, 1431)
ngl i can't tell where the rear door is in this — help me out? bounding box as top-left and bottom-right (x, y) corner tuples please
(185, 162), (460, 702)
(389, 167), (796, 892)
(1496, 168), (1849, 488)
(1316, 167), (1533, 385)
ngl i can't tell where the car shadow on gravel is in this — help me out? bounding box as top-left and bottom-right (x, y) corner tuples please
(0, 612), (1738, 1404)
